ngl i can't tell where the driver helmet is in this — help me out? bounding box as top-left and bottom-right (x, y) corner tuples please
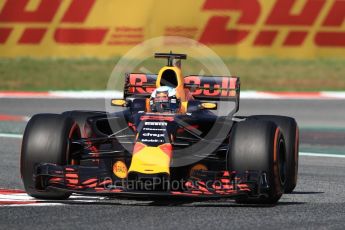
(150, 86), (180, 112)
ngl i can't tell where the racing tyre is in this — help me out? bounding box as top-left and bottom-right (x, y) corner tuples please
(228, 120), (286, 204)
(249, 115), (299, 193)
(21, 114), (80, 199)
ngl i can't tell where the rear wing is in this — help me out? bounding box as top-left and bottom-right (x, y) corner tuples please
(184, 75), (240, 101)
(123, 73), (240, 110)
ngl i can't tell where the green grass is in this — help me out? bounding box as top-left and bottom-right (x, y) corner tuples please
(0, 57), (345, 91)
(0, 58), (117, 91)
(225, 58), (345, 91)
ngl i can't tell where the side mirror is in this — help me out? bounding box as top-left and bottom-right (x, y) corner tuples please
(201, 102), (217, 110)
(111, 99), (127, 107)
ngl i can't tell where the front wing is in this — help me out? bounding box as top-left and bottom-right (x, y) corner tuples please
(34, 163), (268, 199)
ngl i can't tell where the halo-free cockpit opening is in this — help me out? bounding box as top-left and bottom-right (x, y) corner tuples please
(160, 69), (178, 88)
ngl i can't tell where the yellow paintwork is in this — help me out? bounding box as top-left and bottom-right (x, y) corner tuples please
(111, 99), (126, 106)
(128, 145), (171, 175)
(180, 101), (188, 114)
(1, 0), (343, 59)
(156, 66), (186, 102)
(155, 65), (189, 113)
(113, 161), (128, 179)
(201, 102), (217, 109)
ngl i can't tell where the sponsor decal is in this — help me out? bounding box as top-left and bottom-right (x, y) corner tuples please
(0, 0), (344, 58)
(142, 133), (165, 138)
(200, 0), (345, 47)
(144, 121), (168, 126)
(139, 120), (170, 146)
(143, 128), (166, 131)
(140, 138), (165, 143)
(128, 74), (238, 97)
(189, 164), (208, 176)
(140, 115), (174, 121)
(113, 161), (128, 179)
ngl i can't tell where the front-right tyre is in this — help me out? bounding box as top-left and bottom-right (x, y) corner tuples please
(228, 120), (286, 204)
(248, 115), (299, 193)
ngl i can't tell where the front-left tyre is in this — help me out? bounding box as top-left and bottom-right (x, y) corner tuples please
(21, 114), (80, 199)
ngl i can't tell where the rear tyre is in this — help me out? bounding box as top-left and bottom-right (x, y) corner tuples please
(249, 115), (299, 193)
(228, 120), (286, 204)
(21, 114), (80, 199)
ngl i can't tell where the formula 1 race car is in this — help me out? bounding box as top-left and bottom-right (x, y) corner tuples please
(21, 53), (299, 204)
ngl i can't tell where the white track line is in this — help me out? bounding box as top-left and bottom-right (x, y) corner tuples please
(299, 152), (345, 158)
(0, 133), (22, 139)
(50, 91), (122, 99)
(0, 193), (104, 207)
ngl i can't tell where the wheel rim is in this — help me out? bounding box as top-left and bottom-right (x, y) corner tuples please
(278, 138), (287, 185)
